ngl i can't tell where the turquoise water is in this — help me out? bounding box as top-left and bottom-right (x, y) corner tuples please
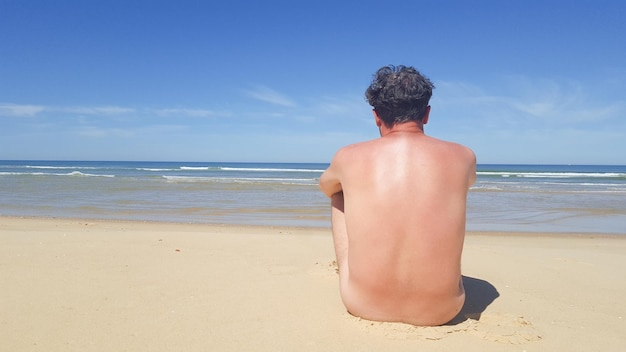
(1, 161), (625, 233)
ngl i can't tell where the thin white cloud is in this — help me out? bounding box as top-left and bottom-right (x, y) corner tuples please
(243, 86), (296, 107)
(0, 103), (135, 117)
(310, 96), (374, 131)
(57, 106), (136, 115)
(73, 124), (189, 138)
(435, 76), (625, 125)
(0, 103), (45, 116)
(316, 95), (368, 115)
(0, 103), (227, 119)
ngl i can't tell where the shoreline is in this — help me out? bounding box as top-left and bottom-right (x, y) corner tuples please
(2, 214), (625, 237)
(3, 160), (625, 234)
(2, 216), (626, 351)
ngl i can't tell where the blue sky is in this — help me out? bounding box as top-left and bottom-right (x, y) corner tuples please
(1, 0), (625, 164)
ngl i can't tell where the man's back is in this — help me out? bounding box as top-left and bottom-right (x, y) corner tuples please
(320, 64), (476, 326)
(321, 129), (476, 325)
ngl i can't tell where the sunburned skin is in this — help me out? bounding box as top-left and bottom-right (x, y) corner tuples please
(320, 114), (476, 326)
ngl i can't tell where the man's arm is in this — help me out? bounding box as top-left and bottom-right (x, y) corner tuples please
(319, 152), (344, 198)
(467, 148), (477, 187)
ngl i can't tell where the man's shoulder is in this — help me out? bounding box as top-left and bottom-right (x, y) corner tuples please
(429, 136), (475, 157)
(329, 140), (378, 169)
(449, 141), (475, 160)
(335, 139), (377, 155)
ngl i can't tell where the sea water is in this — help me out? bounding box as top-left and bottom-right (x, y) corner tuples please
(0, 161), (624, 234)
(469, 164), (626, 233)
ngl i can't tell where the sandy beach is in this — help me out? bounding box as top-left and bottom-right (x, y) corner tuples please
(1, 216), (625, 351)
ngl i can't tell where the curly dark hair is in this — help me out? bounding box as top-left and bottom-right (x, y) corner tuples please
(365, 65), (434, 128)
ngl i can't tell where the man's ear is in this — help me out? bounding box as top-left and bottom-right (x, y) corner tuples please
(422, 106), (431, 125)
(373, 109), (382, 127)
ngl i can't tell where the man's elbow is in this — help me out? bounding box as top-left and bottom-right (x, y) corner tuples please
(319, 185), (336, 198)
(319, 181), (341, 199)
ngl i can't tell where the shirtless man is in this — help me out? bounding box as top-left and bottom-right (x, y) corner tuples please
(319, 65), (476, 326)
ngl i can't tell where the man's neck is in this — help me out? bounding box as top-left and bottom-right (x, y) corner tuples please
(380, 121), (424, 137)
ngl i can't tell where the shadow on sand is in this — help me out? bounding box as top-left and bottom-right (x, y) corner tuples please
(447, 276), (500, 325)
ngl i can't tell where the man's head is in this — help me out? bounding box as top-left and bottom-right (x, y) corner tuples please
(365, 65), (434, 128)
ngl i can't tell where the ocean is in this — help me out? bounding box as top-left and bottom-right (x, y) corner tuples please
(1, 161), (625, 234)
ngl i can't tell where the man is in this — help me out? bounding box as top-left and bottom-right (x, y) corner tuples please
(319, 65), (476, 326)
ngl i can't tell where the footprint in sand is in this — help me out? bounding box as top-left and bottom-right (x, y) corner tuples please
(348, 317), (479, 340)
(470, 314), (542, 344)
(348, 314), (541, 345)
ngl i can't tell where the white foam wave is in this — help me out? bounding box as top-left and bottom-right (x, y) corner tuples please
(24, 165), (99, 170)
(0, 171), (114, 177)
(478, 171), (626, 178)
(176, 166), (324, 173)
(162, 175), (316, 185)
(470, 184), (504, 191)
(137, 168), (175, 171)
(65, 171), (115, 178)
(180, 166), (213, 170)
(220, 167), (325, 173)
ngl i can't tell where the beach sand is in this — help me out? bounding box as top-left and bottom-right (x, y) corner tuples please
(1, 216), (625, 351)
